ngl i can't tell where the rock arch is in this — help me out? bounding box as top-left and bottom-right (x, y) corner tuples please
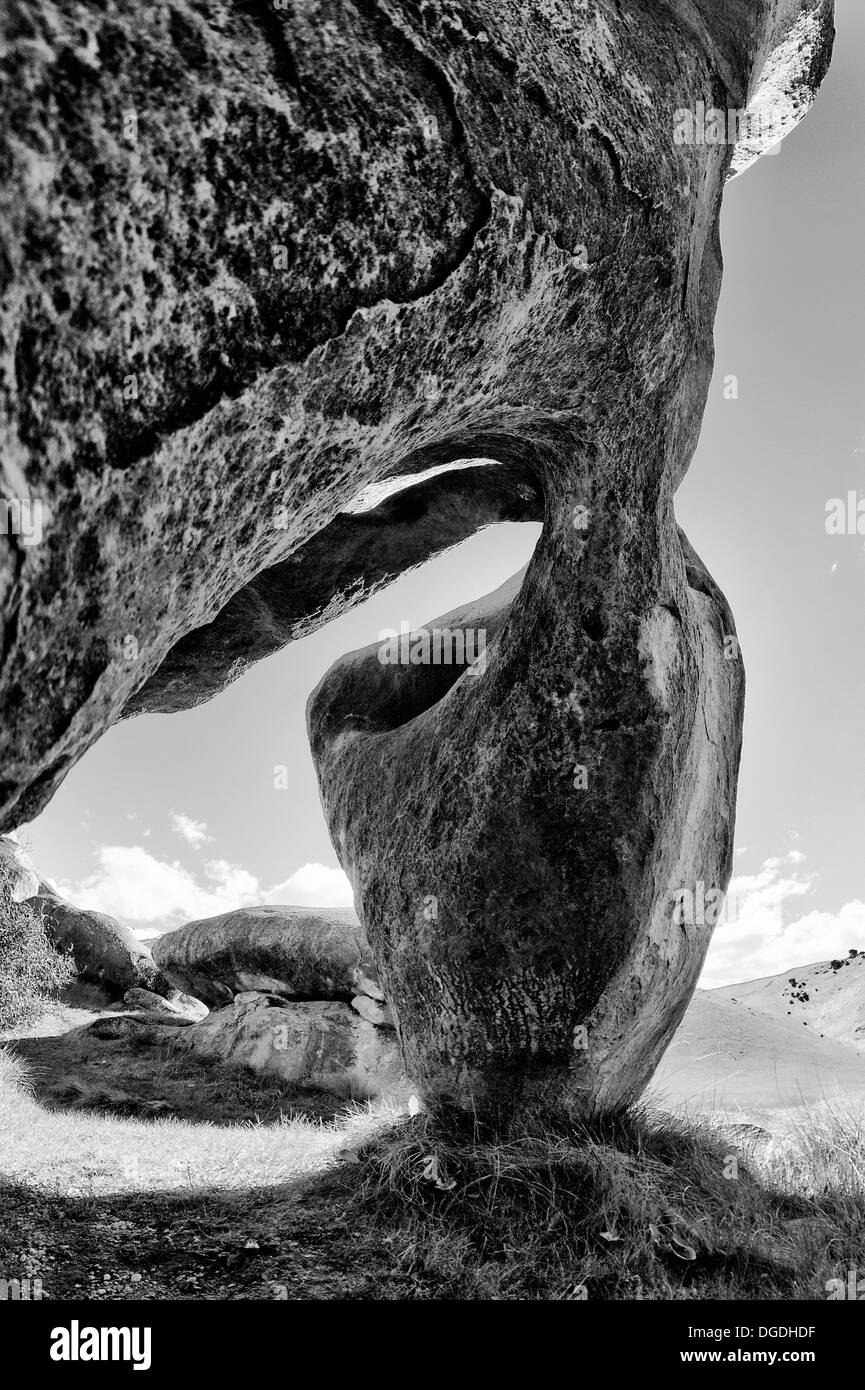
(0, 0), (835, 1116)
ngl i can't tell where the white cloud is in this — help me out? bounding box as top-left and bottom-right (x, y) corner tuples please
(701, 850), (865, 988)
(57, 845), (354, 937)
(64, 837), (861, 988)
(57, 845), (258, 929)
(263, 862), (354, 910)
(170, 812), (212, 849)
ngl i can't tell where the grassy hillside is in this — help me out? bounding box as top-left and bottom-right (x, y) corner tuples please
(712, 952), (865, 1051)
(648, 990), (865, 1115)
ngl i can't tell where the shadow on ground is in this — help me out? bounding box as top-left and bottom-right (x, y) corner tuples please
(2, 1096), (864, 1301)
(7, 1021), (354, 1127)
(2, 990), (864, 1301)
(0, 1168), (400, 1300)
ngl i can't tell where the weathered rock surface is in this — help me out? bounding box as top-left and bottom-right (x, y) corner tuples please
(126, 463), (541, 715)
(36, 882), (171, 998)
(0, 1), (836, 1118)
(176, 993), (410, 1101)
(85, 1012), (194, 1042)
(123, 986), (208, 1021)
(350, 994), (396, 1029)
(0, 833), (178, 998)
(0, 0), (833, 827)
(310, 527), (749, 1116)
(0, 836), (38, 903)
(152, 905), (380, 1007)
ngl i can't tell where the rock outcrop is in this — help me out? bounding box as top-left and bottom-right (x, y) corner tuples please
(175, 992), (409, 1102)
(0, 834), (204, 1003)
(152, 905), (382, 1008)
(35, 880), (172, 998)
(309, 525), (748, 1116)
(0, 1), (836, 1118)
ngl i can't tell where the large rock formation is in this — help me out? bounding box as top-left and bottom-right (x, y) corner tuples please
(35, 880), (174, 998)
(309, 524), (748, 1116)
(175, 992), (409, 1102)
(0, 1), (835, 1117)
(152, 905), (382, 1007)
(0, 835), (178, 997)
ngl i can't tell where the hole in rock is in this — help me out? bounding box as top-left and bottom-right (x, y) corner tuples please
(21, 519), (541, 949)
(340, 456), (507, 514)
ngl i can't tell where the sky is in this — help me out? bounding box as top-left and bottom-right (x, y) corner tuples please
(19, 0), (865, 989)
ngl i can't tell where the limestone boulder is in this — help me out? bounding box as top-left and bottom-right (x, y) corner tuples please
(0, 0), (837, 1121)
(0, 0), (833, 835)
(85, 1012), (193, 1042)
(0, 833), (179, 998)
(350, 994), (396, 1029)
(152, 905), (380, 1008)
(309, 537), (747, 1118)
(176, 993), (410, 1102)
(36, 883), (171, 999)
(123, 986), (208, 1021)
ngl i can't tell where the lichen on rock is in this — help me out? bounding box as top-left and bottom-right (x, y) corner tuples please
(0, 0), (836, 1120)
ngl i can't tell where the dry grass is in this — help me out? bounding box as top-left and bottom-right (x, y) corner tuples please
(0, 1043), (400, 1198)
(1, 1030), (863, 1299)
(0, 870), (74, 1030)
(343, 1102), (865, 1300)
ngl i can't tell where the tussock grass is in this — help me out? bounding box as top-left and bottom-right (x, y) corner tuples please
(2, 1033), (863, 1299)
(345, 1103), (865, 1300)
(777, 1101), (865, 1198)
(0, 870), (74, 1030)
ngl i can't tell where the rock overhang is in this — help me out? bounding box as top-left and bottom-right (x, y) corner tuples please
(0, 0), (836, 1118)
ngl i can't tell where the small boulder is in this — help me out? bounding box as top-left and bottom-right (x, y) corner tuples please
(350, 994), (395, 1029)
(355, 972), (386, 1003)
(233, 990), (282, 1005)
(123, 987), (208, 1021)
(85, 1013), (192, 1042)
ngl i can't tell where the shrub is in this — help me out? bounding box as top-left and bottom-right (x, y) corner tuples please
(0, 868), (75, 1031)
